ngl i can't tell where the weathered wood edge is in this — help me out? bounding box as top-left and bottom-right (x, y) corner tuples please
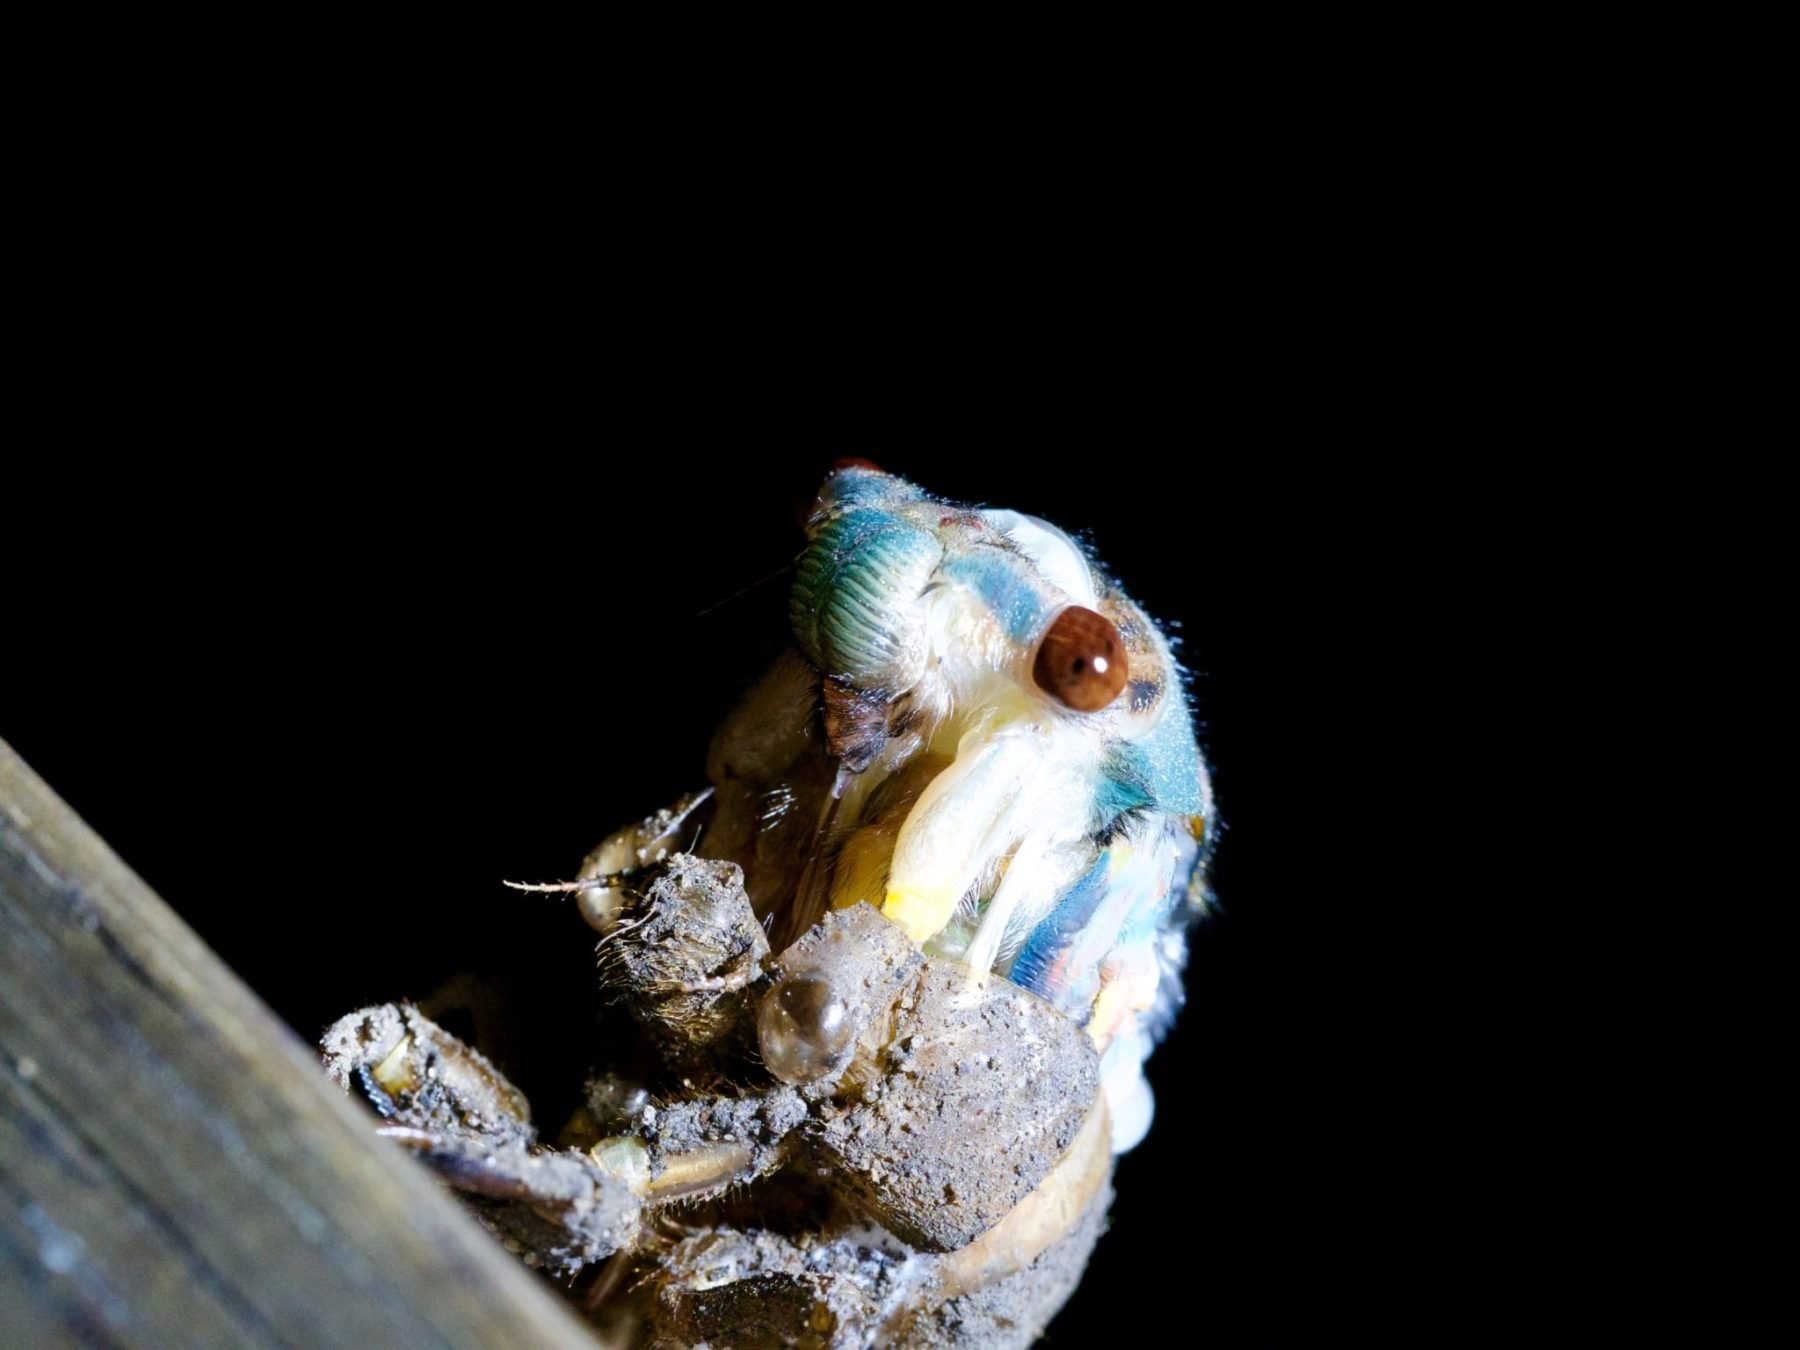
(0, 738), (602, 1349)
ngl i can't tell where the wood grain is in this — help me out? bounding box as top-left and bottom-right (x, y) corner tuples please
(0, 737), (600, 1348)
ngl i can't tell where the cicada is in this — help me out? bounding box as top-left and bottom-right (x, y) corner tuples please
(326, 462), (1215, 1348)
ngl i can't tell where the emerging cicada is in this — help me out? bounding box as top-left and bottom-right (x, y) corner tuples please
(325, 462), (1215, 1347)
(696, 462), (1213, 1152)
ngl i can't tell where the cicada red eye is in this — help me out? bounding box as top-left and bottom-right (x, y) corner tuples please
(1032, 606), (1129, 712)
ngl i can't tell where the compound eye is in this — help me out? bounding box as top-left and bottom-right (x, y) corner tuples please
(1032, 606), (1128, 712)
(758, 972), (854, 1084)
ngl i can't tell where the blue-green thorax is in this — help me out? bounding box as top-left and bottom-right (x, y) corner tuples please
(792, 470), (1074, 706)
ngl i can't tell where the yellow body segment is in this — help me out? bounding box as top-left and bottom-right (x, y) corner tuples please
(882, 885), (958, 944)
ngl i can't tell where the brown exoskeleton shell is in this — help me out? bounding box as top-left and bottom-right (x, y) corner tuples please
(323, 858), (1113, 1347)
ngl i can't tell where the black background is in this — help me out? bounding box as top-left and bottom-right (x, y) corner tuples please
(6, 434), (1360, 1334)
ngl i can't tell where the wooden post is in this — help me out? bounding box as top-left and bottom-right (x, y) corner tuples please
(0, 738), (600, 1347)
